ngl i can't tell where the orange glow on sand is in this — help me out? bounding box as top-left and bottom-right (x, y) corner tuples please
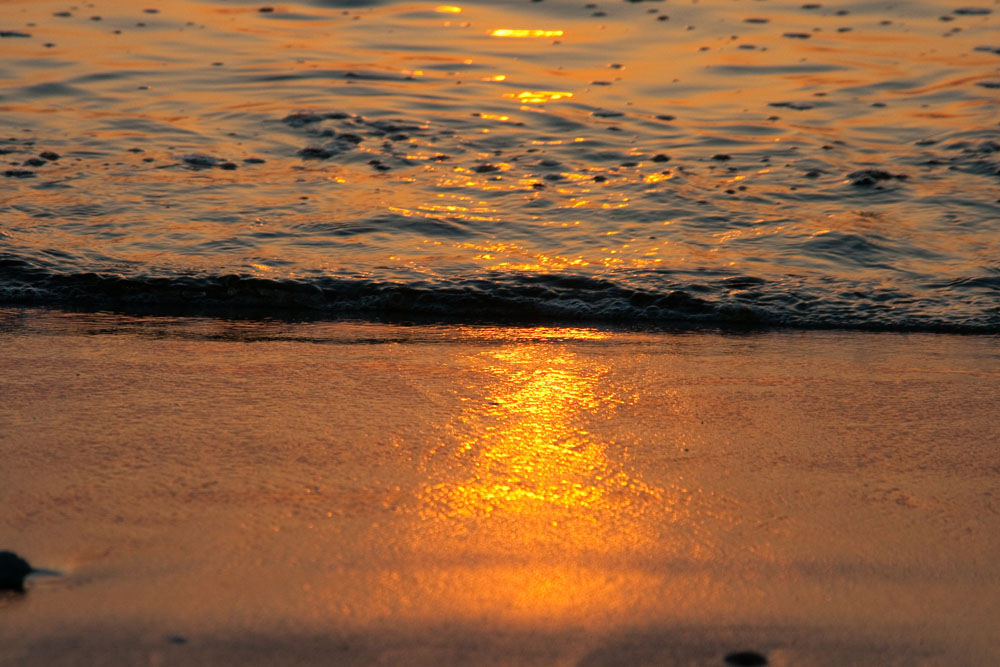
(407, 334), (690, 622)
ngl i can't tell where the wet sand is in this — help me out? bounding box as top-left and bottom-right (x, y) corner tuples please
(1, 308), (998, 665)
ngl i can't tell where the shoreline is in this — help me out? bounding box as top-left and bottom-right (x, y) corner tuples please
(2, 308), (998, 665)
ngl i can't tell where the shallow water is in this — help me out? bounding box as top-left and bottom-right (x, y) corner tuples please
(1, 0), (997, 330)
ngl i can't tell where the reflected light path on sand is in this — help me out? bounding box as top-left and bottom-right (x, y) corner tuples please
(381, 327), (716, 627)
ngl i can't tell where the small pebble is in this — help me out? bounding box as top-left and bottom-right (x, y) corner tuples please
(724, 650), (768, 666)
(0, 551), (33, 591)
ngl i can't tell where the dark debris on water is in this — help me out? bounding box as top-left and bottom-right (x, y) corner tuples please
(847, 169), (908, 186)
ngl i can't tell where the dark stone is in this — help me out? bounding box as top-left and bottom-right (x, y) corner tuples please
(3, 169), (35, 178)
(39, 151), (60, 160)
(652, 154), (670, 162)
(243, 157), (266, 164)
(259, 7), (274, 12)
(473, 163), (500, 173)
(219, 162), (238, 170)
(724, 650), (768, 666)
(23, 158), (46, 167)
(0, 551), (32, 592)
(0, 31), (32, 38)
(711, 154), (732, 161)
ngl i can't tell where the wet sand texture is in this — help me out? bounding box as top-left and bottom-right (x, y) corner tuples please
(2, 310), (999, 665)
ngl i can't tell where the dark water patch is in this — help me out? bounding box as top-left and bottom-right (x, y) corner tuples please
(257, 11), (326, 21)
(711, 64), (847, 75)
(846, 168), (909, 186)
(768, 101), (815, 110)
(18, 82), (89, 97)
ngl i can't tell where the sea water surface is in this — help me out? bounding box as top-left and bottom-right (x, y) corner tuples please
(0, 0), (997, 331)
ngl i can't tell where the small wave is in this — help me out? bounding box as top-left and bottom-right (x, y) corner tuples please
(1, 258), (996, 334)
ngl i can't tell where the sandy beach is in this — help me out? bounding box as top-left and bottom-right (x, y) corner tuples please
(1, 308), (998, 665)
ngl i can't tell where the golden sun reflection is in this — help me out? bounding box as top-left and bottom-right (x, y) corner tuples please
(418, 334), (667, 551)
(491, 29), (565, 38)
(396, 332), (705, 622)
(506, 91), (574, 104)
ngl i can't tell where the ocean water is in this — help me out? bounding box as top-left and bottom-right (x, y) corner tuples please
(0, 0), (997, 331)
